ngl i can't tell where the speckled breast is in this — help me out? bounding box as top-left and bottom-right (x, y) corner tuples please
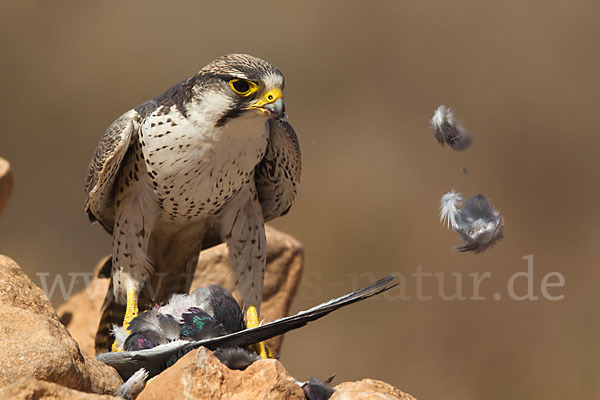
(138, 107), (269, 222)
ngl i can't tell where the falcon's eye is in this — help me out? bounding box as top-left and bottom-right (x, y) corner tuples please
(229, 79), (258, 97)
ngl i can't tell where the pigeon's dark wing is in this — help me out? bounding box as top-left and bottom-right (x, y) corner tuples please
(207, 274), (396, 348)
(84, 109), (140, 234)
(98, 275), (397, 380)
(255, 118), (301, 221)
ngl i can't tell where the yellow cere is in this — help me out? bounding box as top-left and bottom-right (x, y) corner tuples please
(250, 88), (283, 109)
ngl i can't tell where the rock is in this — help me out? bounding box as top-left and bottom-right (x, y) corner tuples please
(0, 255), (58, 321)
(0, 255), (123, 394)
(0, 377), (120, 399)
(58, 226), (304, 356)
(82, 352), (124, 395)
(137, 347), (305, 400)
(331, 379), (417, 400)
(0, 157), (12, 216)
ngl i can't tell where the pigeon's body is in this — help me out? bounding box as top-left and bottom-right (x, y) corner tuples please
(121, 286), (244, 351)
(119, 285), (260, 371)
(86, 54), (301, 353)
(123, 310), (180, 351)
(159, 285), (244, 334)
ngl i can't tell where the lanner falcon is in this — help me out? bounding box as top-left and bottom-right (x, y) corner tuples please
(85, 54), (301, 357)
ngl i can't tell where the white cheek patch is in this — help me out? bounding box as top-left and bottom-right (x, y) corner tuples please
(188, 90), (234, 126)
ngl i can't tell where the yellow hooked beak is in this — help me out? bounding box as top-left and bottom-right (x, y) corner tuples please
(248, 88), (285, 118)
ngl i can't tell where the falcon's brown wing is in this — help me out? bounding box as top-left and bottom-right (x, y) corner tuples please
(85, 109), (139, 234)
(254, 118), (301, 222)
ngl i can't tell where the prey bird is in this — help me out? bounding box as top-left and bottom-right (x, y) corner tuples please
(85, 54), (301, 357)
(114, 285), (260, 371)
(98, 275), (398, 380)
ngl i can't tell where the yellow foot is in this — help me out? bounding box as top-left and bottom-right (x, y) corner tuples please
(111, 288), (139, 352)
(246, 305), (274, 359)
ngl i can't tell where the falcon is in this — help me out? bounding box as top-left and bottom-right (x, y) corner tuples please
(85, 54), (301, 357)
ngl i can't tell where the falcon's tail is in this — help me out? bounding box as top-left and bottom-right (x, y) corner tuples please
(96, 277), (126, 354)
(92, 258), (126, 354)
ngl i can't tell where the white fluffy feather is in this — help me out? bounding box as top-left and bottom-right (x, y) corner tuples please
(111, 324), (130, 351)
(158, 293), (197, 321)
(440, 190), (463, 230)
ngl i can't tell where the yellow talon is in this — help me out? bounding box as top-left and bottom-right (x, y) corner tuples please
(111, 288), (139, 352)
(246, 305), (273, 359)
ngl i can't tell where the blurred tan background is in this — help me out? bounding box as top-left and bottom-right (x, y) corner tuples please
(1, 0), (599, 398)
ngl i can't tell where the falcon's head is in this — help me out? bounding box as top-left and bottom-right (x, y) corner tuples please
(190, 54), (286, 127)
